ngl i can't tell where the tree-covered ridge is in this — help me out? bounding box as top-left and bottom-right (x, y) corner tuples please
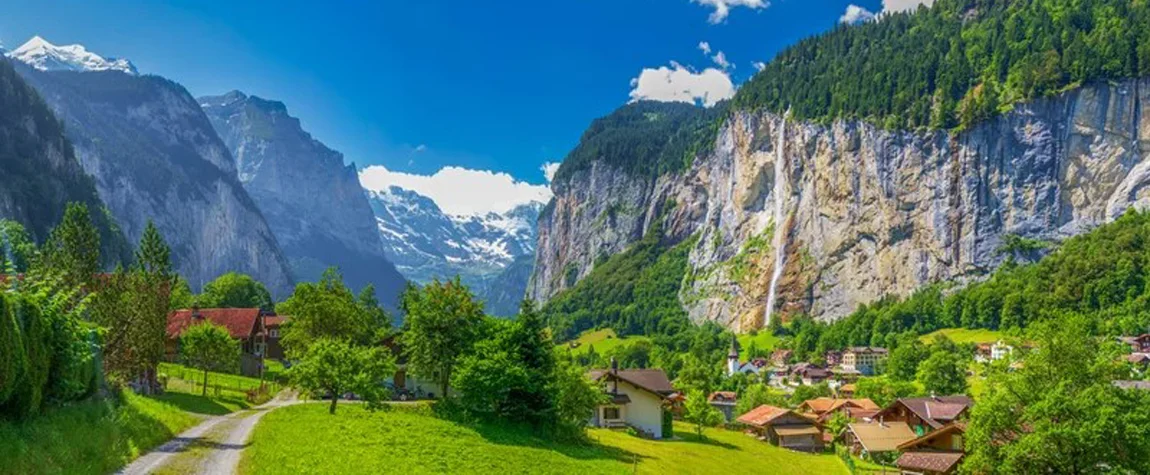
(551, 101), (725, 184)
(783, 210), (1150, 360)
(734, 0), (1150, 130)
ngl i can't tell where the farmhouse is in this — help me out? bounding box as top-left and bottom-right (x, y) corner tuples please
(166, 307), (278, 376)
(587, 362), (674, 439)
(708, 391), (738, 422)
(796, 397), (880, 423)
(845, 420), (917, 458)
(737, 404), (823, 452)
(872, 396), (973, 437)
(895, 422), (967, 475)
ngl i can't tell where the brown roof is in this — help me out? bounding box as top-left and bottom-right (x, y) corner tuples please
(846, 346), (889, 355)
(263, 315), (287, 328)
(898, 422), (967, 451)
(878, 396), (973, 430)
(896, 451), (964, 473)
(587, 369), (674, 396)
(1127, 353), (1150, 364)
(848, 421), (917, 453)
(167, 308), (261, 340)
(799, 397), (880, 415)
(708, 391), (738, 404)
(737, 404), (791, 427)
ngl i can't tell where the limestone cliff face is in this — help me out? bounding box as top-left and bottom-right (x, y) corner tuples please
(200, 91), (407, 307)
(14, 66), (295, 297)
(530, 79), (1150, 330)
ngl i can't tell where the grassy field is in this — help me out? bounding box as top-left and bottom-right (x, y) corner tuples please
(240, 403), (847, 474)
(155, 362), (277, 415)
(556, 328), (649, 356)
(737, 331), (779, 354)
(919, 328), (1004, 344)
(0, 391), (199, 475)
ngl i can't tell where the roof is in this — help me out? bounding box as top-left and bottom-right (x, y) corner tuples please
(610, 393), (632, 404)
(263, 315), (287, 328)
(897, 421), (967, 451)
(799, 397), (880, 415)
(587, 369), (675, 396)
(879, 396), (973, 430)
(708, 391), (738, 405)
(737, 405), (792, 427)
(896, 451), (964, 473)
(846, 347), (889, 355)
(848, 421), (917, 453)
(167, 308), (262, 340)
(774, 426), (823, 437)
(1113, 380), (1150, 390)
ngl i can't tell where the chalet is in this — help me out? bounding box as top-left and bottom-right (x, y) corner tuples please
(838, 383), (857, 398)
(790, 363), (830, 386)
(846, 420), (917, 458)
(872, 396), (973, 437)
(588, 362), (674, 439)
(261, 315), (287, 360)
(1120, 334), (1150, 353)
(166, 307), (275, 376)
(842, 347), (888, 376)
(737, 404), (824, 452)
(895, 422), (967, 475)
(708, 391), (738, 422)
(797, 397), (880, 424)
(974, 341), (1013, 363)
(824, 350), (843, 366)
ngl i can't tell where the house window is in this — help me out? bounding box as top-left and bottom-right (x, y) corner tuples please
(269, 329), (279, 338)
(603, 407), (621, 420)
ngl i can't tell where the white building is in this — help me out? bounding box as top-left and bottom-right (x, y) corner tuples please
(588, 364), (675, 439)
(842, 347), (888, 376)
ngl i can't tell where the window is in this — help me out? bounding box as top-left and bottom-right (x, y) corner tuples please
(603, 407), (621, 420)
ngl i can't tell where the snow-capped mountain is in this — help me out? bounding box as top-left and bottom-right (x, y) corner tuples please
(6, 36), (138, 75)
(367, 186), (542, 315)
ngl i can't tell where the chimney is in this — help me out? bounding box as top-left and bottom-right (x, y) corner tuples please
(610, 357), (619, 394)
(192, 304), (202, 321)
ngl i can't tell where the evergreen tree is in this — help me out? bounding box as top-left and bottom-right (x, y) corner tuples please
(37, 203), (101, 290)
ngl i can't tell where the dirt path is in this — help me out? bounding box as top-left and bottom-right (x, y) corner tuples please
(118, 391), (298, 475)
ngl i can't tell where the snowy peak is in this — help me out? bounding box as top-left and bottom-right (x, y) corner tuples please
(7, 36), (138, 75)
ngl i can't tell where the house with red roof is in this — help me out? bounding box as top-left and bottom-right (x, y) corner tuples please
(166, 306), (284, 376)
(872, 396), (973, 438)
(737, 404), (823, 451)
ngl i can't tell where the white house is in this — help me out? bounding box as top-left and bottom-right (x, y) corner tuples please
(975, 340), (1015, 363)
(842, 347), (888, 376)
(588, 363), (675, 439)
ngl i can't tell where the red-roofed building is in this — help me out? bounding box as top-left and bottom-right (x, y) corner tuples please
(737, 404), (824, 451)
(166, 307), (282, 376)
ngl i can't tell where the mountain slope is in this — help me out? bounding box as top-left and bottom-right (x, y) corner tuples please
(200, 91), (406, 306)
(367, 186), (541, 315)
(8, 39), (295, 296)
(0, 57), (129, 263)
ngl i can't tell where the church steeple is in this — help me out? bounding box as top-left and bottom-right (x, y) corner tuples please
(727, 336), (740, 376)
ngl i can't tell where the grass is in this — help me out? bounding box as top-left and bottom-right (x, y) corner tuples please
(155, 362), (278, 415)
(919, 328), (1004, 345)
(737, 331), (779, 355)
(556, 328), (649, 356)
(0, 391), (199, 475)
(240, 403), (847, 474)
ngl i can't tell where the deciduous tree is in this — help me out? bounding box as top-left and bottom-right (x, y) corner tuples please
(289, 338), (395, 414)
(400, 278), (485, 398)
(179, 322), (239, 396)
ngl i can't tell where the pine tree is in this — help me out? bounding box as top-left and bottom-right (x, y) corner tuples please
(37, 203), (101, 290)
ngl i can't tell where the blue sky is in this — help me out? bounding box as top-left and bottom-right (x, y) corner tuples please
(1, 0), (927, 213)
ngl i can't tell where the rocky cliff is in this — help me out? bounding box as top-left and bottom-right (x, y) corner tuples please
(200, 91), (406, 306)
(13, 66), (295, 297)
(530, 79), (1150, 330)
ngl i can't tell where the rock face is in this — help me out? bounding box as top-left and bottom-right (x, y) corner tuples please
(0, 57), (129, 263)
(530, 79), (1150, 330)
(200, 91), (406, 307)
(368, 186), (542, 315)
(13, 66), (295, 297)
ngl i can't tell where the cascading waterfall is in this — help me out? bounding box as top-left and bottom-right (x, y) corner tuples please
(764, 110), (790, 327)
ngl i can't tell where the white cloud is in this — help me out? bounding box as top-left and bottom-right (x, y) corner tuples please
(540, 162), (561, 182)
(882, 0), (933, 13)
(629, 62), (735, 107)
(698, 41), (712, 55)
(692, 0), (770, 24)
(711, 51), (732, 70)
(840, 4), (876, 23)
(359, 165), (552, 216)
(752, 61), (767, 72)
(413, 144), (428, 153)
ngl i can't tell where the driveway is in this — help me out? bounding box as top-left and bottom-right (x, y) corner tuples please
(118, 391), (299, 475)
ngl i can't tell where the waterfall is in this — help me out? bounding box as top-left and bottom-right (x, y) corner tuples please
(764, 111), (790, 327)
